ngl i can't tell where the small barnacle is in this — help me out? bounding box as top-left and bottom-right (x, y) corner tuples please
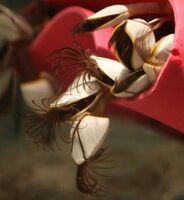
(70, 114), (110, 164)
(50, 73), (102, 118)
(133, 17), (173, 63)
(90, 55), (130, 88)
(150, 34), (174, 64)
(72, 5), (129, 33)
(143, 34), (174, 83)
(72, 2), (172, 33)
(108, 18), (156, 71)
(108, 21), (133, 70)
(26, 74), (102, 150)
(111, 68), (151, 97)
(70, 114), (110, 195)
(20, 73), (56, 108)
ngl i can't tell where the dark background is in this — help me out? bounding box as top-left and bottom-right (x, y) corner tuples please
(0, 1), (184, 200)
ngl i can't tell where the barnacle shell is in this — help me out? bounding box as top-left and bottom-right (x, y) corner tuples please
(71, 115), (109, 165)
(50, 73), (101, 109)
(143, 34), (174, 83)
(91, 55), (130, 86)
(21, 75), (55, 107)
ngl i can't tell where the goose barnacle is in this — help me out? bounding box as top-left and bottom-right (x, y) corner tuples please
(27, 73), (102, 150)
(72, 2), (172, 33)
(71, 114), (110, 195)
(143, 34), (174, 83)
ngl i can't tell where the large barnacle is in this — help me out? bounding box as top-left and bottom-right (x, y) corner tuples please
(71, 114), (110, 195)
(27, 73), (102, 150)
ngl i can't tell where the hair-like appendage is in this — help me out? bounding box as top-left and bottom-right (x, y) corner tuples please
(76, 148), (112, 196)
(26, 97), (71, 150)
(72, 14), (118, 34)
(50, 42), (99, 88)
(108, 22), (134, 71)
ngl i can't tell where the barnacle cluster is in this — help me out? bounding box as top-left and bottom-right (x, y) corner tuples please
(26, 1), (175, 196)
(0, 1), (175, 197)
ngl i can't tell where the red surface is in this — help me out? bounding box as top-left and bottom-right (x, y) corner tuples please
(43, 0), (167, 11)
(28, 0), (184, 133)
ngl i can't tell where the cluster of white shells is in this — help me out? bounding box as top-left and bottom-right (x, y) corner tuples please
(62, 3), (174, 166)
(0, 2), (174, 195)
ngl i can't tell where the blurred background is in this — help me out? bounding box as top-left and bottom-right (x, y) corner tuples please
(1, 1), (184, 200)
